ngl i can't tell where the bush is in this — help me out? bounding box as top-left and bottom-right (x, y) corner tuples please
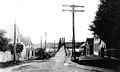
(8, 43), (23, 54)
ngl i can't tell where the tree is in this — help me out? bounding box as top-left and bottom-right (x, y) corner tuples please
(89, 0), (120, 49)
(0, 29), (10, 52)
(8, 43), (23, 54)
(16, 43), (23, 53)
(35, 48), (45, 57)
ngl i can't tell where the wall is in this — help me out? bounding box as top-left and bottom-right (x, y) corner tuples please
(0, 51), (12, 62)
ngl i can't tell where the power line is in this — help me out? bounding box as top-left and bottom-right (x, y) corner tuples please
(62, 5), (84, 8)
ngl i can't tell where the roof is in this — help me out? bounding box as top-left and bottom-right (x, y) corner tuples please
(20, 36), (32, 46)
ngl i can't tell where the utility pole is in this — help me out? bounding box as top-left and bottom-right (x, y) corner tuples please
(13, 20), (17, 63)
(45, 32), (47, 51)
(62, 4), (84, 60)
(41, 36), (42, 48)
(54, 40), (56, 49)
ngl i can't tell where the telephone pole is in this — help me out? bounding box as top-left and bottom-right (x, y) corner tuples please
(62, 4), (84, 60)
(13, 20), (17, 63)
(54, 40), (56, 49)
(45, 32), (47, 51)
(41, 36), (42, 48)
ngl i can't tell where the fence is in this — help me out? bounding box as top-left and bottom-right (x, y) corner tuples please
(104, 49), (120, 60)
(0, 51), (12, 62)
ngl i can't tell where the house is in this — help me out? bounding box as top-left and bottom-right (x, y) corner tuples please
(85, 38), (94, 55)
(93, 35), (106, 56)
(20, 36), (35, 60)
(45, 42), (58, 52)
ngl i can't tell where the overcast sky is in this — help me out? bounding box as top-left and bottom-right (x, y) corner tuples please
(0, 0), (99, 43)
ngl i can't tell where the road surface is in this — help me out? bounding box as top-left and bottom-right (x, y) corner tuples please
(1, 46), (114, 72)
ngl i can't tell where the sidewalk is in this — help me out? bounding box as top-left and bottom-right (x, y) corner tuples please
(78, 55), (103, 60)
(72, 55), (120, 71)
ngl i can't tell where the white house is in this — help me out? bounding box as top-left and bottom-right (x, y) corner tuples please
(20, 36), (36, 60)
(94, 35), (106, 55)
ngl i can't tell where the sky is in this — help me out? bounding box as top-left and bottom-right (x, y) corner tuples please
(0, 0), (100, 44)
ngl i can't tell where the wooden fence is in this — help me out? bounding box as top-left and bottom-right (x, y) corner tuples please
(104, 49), (120, 60)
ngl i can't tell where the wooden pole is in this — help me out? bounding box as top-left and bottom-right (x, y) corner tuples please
(13, 23), (17, 63)
(62, 4), (84, 60)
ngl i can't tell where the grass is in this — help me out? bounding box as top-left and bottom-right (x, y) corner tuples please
(0, 61), (20, 68)
(72, 57), (120, 71)
(0, 59), (37, 68)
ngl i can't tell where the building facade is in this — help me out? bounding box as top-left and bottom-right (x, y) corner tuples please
(93, 35), (106, 56)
